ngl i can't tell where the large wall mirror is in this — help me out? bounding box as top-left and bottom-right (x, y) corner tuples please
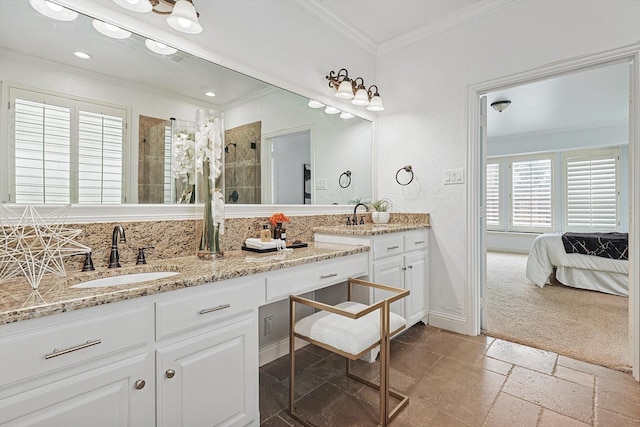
(0, 1), (373, 208)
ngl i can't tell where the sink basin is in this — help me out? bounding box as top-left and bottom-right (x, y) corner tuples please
(71, 271), (179, 289)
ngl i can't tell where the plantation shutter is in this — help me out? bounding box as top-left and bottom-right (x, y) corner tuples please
(486, 161), (500, 228)
(13, 97), (71, 203)
(77, 107), (124, 204)
(565, 151), (618, 231)
(510, 158), (552, 231)
(164, 124), (173, 204)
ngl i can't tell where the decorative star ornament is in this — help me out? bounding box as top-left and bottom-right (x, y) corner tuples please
(0, 205), (90, 290)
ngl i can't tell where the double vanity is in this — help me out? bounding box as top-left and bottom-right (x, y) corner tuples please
(0, 223), (429, 426)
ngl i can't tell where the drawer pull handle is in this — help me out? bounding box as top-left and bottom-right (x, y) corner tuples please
(199, 304), (231, 315)
(135, 379), (146, 390)
(414, 241), (425, 244)
(320, 273), (338, 279)
(45, 339), (102, 359)
(166, 369), (176, 379)
(387, 245), (400, 250)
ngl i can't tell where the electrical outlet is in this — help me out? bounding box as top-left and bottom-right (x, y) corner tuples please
(316, 179), (327, 190)
(264, 315), (273, 335)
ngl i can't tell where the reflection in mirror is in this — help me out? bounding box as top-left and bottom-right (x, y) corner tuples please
(0, 0), (373, 206)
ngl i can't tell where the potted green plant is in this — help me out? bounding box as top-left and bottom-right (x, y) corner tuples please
(369, 199), (392, 224)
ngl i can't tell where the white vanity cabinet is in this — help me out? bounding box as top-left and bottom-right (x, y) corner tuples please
(155, 278), (260, 427)
(0, 302), (155, 427)
(315, 229), (429, 327)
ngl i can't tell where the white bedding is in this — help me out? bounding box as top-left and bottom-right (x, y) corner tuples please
(526, 233), (629, 296)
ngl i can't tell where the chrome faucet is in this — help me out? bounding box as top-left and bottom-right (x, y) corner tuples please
(352, 203), (369, 225)
(108, 225), (127, 268)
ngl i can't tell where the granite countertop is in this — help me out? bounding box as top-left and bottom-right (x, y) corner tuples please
(0, 242), (369, 325)
(313, 223), (430, 236)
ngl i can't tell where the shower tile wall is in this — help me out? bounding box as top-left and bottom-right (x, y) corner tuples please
(138, 115), (169, 203)
(224, 121), (261, 204)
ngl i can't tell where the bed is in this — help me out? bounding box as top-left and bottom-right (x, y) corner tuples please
(525, 232), (629, 296)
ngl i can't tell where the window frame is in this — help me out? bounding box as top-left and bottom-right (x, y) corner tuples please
(5, 84), (129, 204)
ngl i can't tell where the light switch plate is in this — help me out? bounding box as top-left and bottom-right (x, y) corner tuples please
(316, 179), (327, 190)
(444, 168), (465, 185)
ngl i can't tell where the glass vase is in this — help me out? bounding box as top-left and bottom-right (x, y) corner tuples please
(195, 108), (225, 259)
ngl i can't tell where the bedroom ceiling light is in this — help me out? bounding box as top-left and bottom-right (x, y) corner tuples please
(29, 0), (78, 21)
(326, 68), (384, 112)
(491, 100), (511, 113)
(112, 0), (202, 34)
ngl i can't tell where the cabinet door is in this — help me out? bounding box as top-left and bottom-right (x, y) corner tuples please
(404, 250), (428, 325)
(156, 315), (258, 427)
(372, 256), (405, 317)
(0, 352), (154, 427)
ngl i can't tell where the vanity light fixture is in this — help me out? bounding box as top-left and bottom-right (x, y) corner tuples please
(326, 68), (384, 112)
(29, 0), (78, 21)
(92, 19), (132, 39)
(490, 100), (511, 113)
(144, 39), (178, 55)
(112, 0), (203, 34)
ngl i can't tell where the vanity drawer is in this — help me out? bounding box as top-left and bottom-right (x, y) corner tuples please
(265, 253), (368, 303)
(372, 235), (405, 260)
(0, 304), (152, 387)
(404, 230), (428, 252)
(155, 278), (260, 340)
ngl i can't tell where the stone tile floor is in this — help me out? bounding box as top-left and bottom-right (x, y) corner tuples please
(259, 323), (640, 426)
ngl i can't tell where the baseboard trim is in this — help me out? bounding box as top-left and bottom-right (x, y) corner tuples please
(259, 337), (309, 367)
(428, 311), (470, 335)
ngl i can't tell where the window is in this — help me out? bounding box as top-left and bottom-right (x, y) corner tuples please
(564, 149), (619, 232)
(485, 160), (501, 229)
(509, 156), (553, 232)
(9, 87), (126, 204)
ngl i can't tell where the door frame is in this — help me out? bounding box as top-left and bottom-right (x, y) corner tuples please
(466, 44), (640, 381)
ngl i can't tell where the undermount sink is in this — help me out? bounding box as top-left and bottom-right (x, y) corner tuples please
(71, 271), (179, 289)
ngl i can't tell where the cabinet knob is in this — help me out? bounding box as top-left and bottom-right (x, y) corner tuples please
(402, 267), (407, 271)
(408, 265), (413, 269)
(166, 369), (176, 379)
(135, 379), (146, 390)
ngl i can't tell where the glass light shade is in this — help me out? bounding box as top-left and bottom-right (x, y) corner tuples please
(144, 39), (178, 55)
(340, 112), (354, 119)
(324, 106), (340, 115)
(112, 0), (152, 13)
(335, 80), (354, 99)
(351, 88), (370, 106)
(92, 20), (132, 39)
(29, 0), (78, 21)
(366, 95), (384, 112)
(307, 100), (325, 109)
(166, 0), (203, 34)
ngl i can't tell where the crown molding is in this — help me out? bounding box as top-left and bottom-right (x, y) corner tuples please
(378, 0), (520, 55)
(293, 0), (379, 55)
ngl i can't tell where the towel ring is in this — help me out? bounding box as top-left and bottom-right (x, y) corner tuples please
(396, 165), (414, 186)
(339, 170), (352, 188)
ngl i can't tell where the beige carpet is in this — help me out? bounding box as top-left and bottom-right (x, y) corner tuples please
(485, 251), (630, 372)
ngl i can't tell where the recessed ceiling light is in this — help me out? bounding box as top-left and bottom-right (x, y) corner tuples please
(307, 100), (324, 109)
(112, 0), (152, 13)
(74, 51), (92, 59)
(92, 19), (132, 39)
(144, 39), (178, 55)
(205, 91), (216, 97)
(340, 112), (354, 119)
(324, 106), (340, 115)
(29, 0), (79, 21)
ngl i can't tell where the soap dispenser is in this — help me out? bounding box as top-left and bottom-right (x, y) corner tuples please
(260, 224), (271, 242)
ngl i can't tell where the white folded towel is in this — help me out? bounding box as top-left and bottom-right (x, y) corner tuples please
(245, 238), (278, 250)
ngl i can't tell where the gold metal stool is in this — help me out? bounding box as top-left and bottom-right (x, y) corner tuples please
(289, 277), (410, 426)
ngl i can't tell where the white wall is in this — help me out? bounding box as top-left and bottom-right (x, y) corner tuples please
(375, 0), (640, 322)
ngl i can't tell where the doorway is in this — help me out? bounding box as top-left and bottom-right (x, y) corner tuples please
(466, 46), (640, 380)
